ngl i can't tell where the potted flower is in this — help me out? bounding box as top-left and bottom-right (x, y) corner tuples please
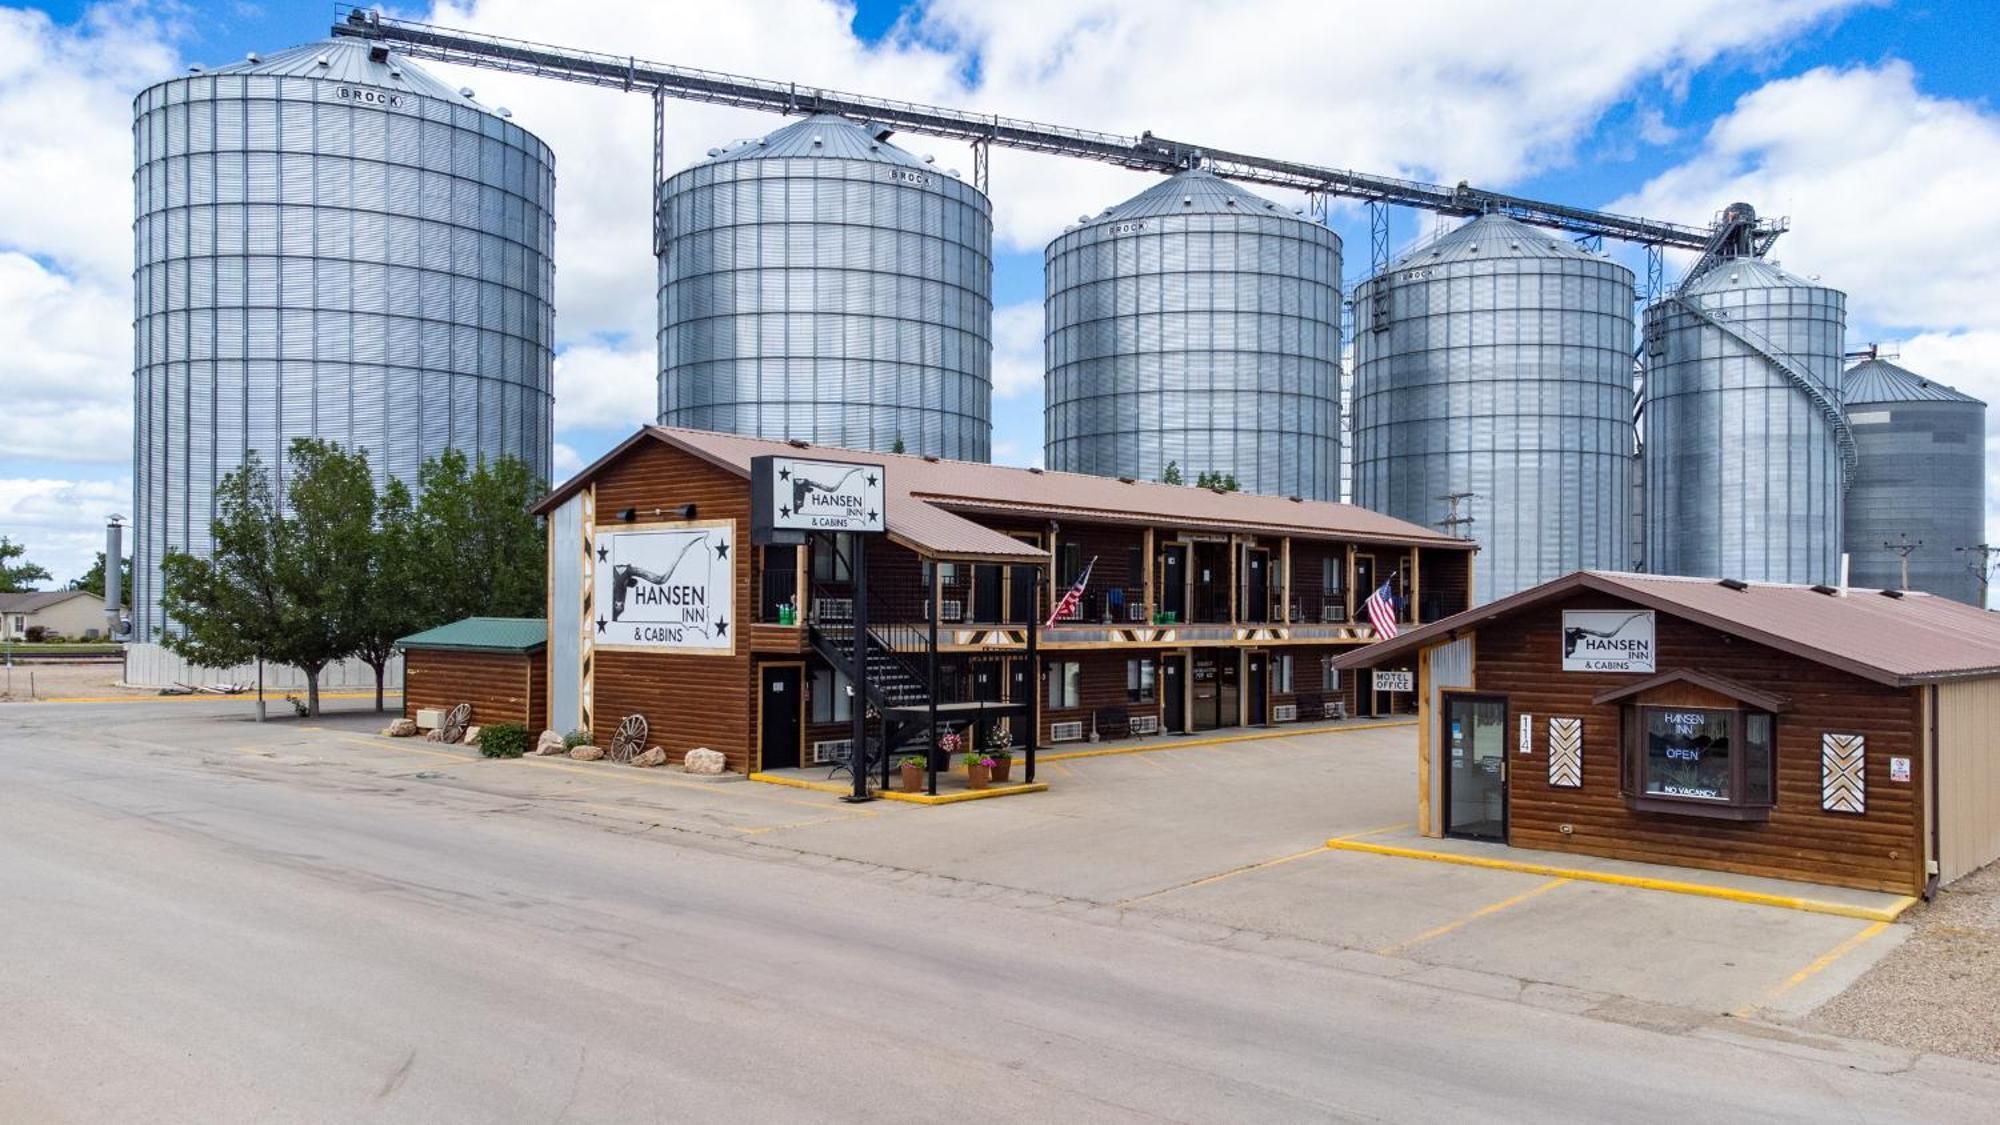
(899, 754), (927, 792)
(984, 723), (1015, 783)
(961, 751), (993, 790)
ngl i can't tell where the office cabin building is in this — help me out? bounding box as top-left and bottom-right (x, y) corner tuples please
(532, 427), (1471, 779)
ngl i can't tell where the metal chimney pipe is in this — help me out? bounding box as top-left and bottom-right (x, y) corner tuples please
(1839, 551), (1850, 597)
(105, 516), (124, 637)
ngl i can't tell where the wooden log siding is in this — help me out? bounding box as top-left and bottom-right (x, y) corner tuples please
(1043, 650), (1161, 743)
(405, 648), (545, 733)
(588, 440), (756, 774)
(1482, 591), (1926, 896)
(1416, 546), (1472, 620)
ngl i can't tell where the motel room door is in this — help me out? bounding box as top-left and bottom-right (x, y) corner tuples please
(1162, 655), (1185, 733)
(759, 665), (804, 771)
(1245, 652), (1268, 725)
(1442, 693), (1508, 842)
(1161, 545), (1188, 622)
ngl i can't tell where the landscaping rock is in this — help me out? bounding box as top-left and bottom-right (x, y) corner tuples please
(383, 718), (418, 737)
(462, 725), (481, 746)
(683, 747), (726, 775)
(631, 746), (667, 768)
(534, 729), (564, 755)
(568, 745), (605, 762)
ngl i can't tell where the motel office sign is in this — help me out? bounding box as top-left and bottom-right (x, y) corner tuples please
(751, 455), (888, 543)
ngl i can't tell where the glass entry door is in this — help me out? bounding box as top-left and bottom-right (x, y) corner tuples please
(1443, 693), (1508, 841)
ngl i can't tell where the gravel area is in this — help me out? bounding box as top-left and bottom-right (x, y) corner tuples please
(0, 660), (141, 702)
(1807, 862), (2000, 1063)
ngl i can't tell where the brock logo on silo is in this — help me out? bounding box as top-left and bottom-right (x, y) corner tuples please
(1560, 610), (1655, 673)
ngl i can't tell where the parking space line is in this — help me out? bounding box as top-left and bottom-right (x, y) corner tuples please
(1377, 877), (1571, 955)
(1117, 845), (1336, 907)
(1732, 919), (1891, 1017)
(1333, 822), (1412, 841)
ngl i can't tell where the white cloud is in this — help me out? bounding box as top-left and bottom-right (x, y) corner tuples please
(551, 442), (584, 476)
(551, 340), (657, 434)
(990, 301), (1044, 399)
(0, 252), (131, 463)
(0, 475), (128, 587)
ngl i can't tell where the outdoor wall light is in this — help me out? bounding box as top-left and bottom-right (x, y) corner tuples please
(616, 504), (697, 522)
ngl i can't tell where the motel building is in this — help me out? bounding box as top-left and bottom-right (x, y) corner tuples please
(529, 426), (1472, 794)
(1335, 570), (2000, 898)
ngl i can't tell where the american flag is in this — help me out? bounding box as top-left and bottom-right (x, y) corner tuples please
(1046, 556), (1096, 626)
(1364, 580), (1400, 639)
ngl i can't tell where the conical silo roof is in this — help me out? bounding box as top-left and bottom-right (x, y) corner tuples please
(1080, 167), (1314, 226)
(1844, 357), (1983, 405)
(200, 38), (486, 107)
(703, 113), (939, 169)
(1387, 212), (1605, 270)
(1682, 256), (1826, 295)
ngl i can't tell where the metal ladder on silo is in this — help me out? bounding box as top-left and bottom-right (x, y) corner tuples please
(1660, 295), (1857, 493)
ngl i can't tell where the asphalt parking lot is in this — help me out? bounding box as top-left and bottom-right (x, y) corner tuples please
(0, 694), (1914, 1034)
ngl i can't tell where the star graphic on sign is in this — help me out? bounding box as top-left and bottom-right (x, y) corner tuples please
(867, 510), (878, 522)
(596, 545), (608, 563)
(866, 474), (877, 487)
(596, 616), (607, 634)
(778, 468), (790, 481)
(779, 506), (791, 517)
(714, 618), (729, 637)
(715, 540), (729, 559)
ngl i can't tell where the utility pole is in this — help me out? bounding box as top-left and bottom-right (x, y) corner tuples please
(1883, 534), (1922, 591)
(1956, 544), (2000, 608)
(1438, 492), (1477, 540)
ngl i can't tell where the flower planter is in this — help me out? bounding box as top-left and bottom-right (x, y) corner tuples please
(900, 762), (926, 792)
(990, 757), (1013, 784)
(965, 762), (991, 790)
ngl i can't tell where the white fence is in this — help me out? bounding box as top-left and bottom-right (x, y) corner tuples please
(124, 642), (403, 693)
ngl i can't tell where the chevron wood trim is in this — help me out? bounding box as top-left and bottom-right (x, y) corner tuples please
(1822, 732), (1866, 814)
(1547, 716), (1583, 788)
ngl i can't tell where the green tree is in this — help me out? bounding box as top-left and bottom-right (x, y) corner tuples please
(0, 537), (51, 592)
(891, 436), (907, 454)
(1161, 461), (1183, 486)
(278, 438), (378, 717)
(410, 449), (546, 623)
(70, 551), (133, 607)
(160, 452), (291, 714)
(351, 478), (421, 712)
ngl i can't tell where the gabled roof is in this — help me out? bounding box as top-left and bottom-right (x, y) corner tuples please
(396, 617), (547, 654)
(1335, 570), (2000, 688)
(0, 589), (102, 614)
(535, 427), (1471, 562)
(1591, 668), (1790, 713)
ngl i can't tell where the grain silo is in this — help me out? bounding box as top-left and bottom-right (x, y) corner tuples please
(1642, 246), (1847, 585)
(1351, 214), (1636, 603)
(1043, 168), (1341, 499)
(131, 39), (556, 639)
(1843, 355), (1987, 604)
(657, 114), (992, 460)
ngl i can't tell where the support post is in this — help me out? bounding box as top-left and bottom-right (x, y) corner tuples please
(1025, 572), (1039, 785)
(972, 137), (989, 196)
(651, 87), (666, 257)
(1369, 199), (1390, 277)
(927, 560), (940, 797)
(845, 538), (872, 803)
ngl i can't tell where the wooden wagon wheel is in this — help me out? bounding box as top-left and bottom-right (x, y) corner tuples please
(608, 714), (649, 764)
(439, 703), (472, 744)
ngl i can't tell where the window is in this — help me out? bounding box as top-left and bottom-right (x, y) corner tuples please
(1127, 658), (1155, 703)
(1047, 660), (1082, 709)
(811, 533), (852, 582)
(1626, 705), (1777, 816)
(810, 666), (853, 724)
(1320, 655), (1340, 691)
(1321, 556), (1343, 597)
(1275, 653), (1294, 694)
(1057, 542), (1083, 586)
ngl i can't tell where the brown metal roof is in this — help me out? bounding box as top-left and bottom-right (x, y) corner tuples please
(537, 427), (1470, 561)
(1334, 570), (2000, 687)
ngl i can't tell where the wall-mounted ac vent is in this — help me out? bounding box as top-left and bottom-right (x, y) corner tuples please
(810, 738), (853, 765)
(1129, 715), (1160, 735)
(1050, 721), (1084, 743)
(1272, 704), (1298, 723)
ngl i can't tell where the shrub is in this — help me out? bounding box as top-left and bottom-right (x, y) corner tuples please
(24, 626), (49, 643)
(480, 722), (529, 759)
(562, 727), (592, 749)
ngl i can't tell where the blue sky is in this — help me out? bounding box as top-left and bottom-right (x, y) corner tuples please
(3, 0), (1998, 588)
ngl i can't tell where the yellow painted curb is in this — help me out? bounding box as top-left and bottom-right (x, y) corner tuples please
(1322, 838), (1918, 923)
(748, 772), (1048, 805)
(35, 689), (404, 705)
(1040, 718), (1416, 762)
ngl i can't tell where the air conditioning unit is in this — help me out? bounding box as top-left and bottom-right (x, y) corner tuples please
(1128, 714), (1159, 735)
(1321, 604), (1346, 623)
(1127, 602), (1148, 622)
(1050, 721), (1084, 743)
(814, 597), (853, 621)
(810, 738), (853, 765)
(414, 708), (444, 730)
(1272, 704), (1298, 723)
(938, 599), (964, 622)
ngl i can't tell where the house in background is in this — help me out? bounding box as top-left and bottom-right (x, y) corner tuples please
(0, 590), (123, 641)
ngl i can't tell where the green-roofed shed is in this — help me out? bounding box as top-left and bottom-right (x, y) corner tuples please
(399, 617), (548, 734)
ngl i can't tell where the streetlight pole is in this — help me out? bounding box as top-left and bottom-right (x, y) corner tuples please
(1956, 544), (2000, 609)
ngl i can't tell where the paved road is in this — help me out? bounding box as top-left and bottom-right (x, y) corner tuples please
(3, 710), (1995, 1122)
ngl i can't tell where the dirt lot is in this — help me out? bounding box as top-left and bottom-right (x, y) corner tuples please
(0, 660), (140, 702)
(1807, 862), (2000, 1063)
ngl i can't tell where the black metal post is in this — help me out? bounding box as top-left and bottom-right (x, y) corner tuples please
(845, 538), (872, 803)
(1025, 573), (1039, 785)
(927, 560), (940, 796)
